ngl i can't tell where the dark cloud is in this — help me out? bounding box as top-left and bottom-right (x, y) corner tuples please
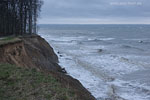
(39, 0), (150, 24)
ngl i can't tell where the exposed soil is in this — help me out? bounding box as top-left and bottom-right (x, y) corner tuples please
(0, 35), (96, 100)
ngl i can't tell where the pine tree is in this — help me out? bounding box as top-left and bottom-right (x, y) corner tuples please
(0, 0), (43, 37)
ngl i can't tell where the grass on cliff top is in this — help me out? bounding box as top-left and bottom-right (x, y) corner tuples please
(0, 64), (76, 100)
(0, 36), (21, 46)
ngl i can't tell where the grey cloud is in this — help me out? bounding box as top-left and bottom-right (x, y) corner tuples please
(39, 0), (150, 24)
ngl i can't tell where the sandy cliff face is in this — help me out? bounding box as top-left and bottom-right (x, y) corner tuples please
(0, 40), (34, 67)
(0, 35), (61, 72)
(0, 35), (96, 100)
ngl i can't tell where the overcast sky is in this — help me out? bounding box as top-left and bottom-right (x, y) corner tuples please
(39, 0), (150, 24)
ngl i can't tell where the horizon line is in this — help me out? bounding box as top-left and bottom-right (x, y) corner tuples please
(38, 23), (150, 25)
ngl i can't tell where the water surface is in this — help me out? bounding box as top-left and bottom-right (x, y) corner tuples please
(39, 24), (150, 100)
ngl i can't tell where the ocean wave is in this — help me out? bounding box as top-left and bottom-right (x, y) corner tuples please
(120, 45), (144, 51)
(124, 38), (150, 41)
(88, 38), (115, 41)
(111, 79), (150, 100)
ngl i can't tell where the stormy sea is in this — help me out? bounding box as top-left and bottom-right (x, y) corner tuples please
(39, 24), (150, 100)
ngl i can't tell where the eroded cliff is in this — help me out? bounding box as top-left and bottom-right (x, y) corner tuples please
(0, 35), (96, 100)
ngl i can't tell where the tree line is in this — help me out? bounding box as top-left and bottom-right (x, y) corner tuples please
(0, 0), (43, 37)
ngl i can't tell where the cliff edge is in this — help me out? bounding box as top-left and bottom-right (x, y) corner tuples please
(0, 35), (96, 100)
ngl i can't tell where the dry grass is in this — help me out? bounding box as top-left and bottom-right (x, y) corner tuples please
(0, 36), (21, 46)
